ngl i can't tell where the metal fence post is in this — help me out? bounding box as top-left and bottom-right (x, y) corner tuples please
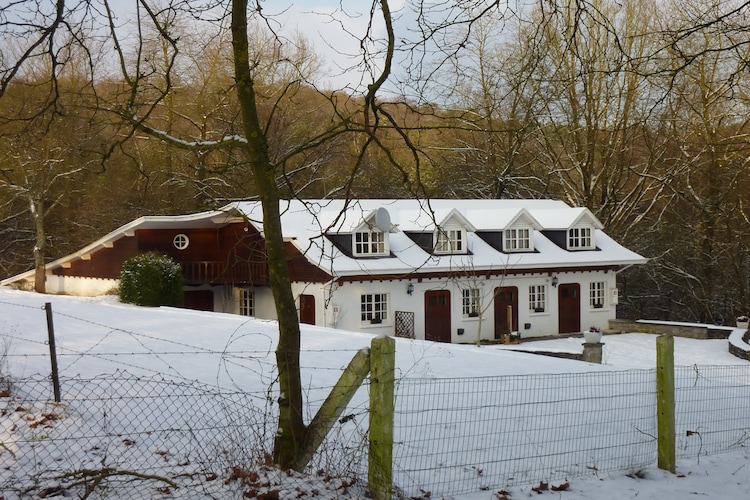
(44, 302), (61, 402)
(369, 335), (395, 500)
(656, 334), (675, 473)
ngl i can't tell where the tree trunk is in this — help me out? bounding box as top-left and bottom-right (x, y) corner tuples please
(230, 0), (307, 469)
(31, 195), (46, 294)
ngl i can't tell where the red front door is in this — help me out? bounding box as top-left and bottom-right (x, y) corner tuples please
(494, 286), (519, 339)
(558, 283), (581, 334)
(425, 290), (451, 343)
(299, 294), (315, 325)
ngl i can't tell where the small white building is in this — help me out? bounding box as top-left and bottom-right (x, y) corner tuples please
(1, 199), (646, 343)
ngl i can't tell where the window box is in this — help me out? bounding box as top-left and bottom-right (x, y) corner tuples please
(534, 307), (545, 313)
(370, 318), (382, 324)
(468, 311), (479, 318)
(593, 303), (604, 309)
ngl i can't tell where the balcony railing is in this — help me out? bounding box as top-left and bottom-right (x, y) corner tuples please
(181, 260), (269, 286)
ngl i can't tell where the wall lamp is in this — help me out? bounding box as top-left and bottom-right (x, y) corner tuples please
(407, 283), (415, 295)
(551, 276), (559, 287)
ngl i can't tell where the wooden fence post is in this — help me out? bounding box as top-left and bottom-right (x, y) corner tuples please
(44, 302), (61, 403)
(369, 335), (395, 500)
(656, 334), (675, 473)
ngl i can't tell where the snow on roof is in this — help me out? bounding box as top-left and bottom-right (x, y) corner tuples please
(1, 198), (646, 286)
(229, 199), (646, 277)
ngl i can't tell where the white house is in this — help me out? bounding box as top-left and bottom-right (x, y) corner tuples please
(1, 199), (647, 343)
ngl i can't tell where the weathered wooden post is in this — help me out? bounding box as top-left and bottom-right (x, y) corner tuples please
(369, 335), (395, 500)
(656, 334), (675, 473)
(44, 302), (61, 402)
(293, 348), (371, 471)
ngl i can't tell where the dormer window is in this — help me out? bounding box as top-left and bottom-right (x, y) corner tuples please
(568, 226), (594, 250)
(435, 228), (466, 254)
(504, 228), (532, 252)
(354, 229), (387, 256)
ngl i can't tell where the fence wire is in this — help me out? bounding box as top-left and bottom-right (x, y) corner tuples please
(393, 370), (658, 497)
(675, 364), (750, 459)
(1, 371), (273, 498)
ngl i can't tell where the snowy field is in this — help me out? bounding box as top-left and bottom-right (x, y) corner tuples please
(1, 287), (748, 499)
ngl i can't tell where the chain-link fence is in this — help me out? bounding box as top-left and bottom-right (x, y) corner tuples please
(1, 371), (276, 498)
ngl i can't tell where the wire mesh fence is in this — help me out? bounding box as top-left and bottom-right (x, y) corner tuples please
(1, 372), (274, 498)
(675, 364), (750, 459)
(2, 363), (750, 499)
(392, 369), (658, 497)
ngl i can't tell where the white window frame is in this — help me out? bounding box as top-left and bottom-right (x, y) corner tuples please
(462, 288), (481, 316)
(238, 288), (254, 316)
(361, 293), (389, 323)
(504, 227), (532, 252)
(590, 281), (606, 309)
(435, 227), (466, 254)
(529, 285), (546, 313)
(173, 233), (189, 250)
(568, 226), (594, 250)
(353, 229), (387, 256)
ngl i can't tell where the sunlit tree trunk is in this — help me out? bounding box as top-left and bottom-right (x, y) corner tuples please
(230, 0), (306, 468)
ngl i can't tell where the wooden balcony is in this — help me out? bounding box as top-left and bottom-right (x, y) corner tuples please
(181, 260), (269, 286)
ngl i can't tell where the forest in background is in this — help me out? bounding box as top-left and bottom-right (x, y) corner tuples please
(1, 0), (749, 325)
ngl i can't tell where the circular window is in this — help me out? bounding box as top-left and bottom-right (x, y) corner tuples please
(173, 233), (189, 250)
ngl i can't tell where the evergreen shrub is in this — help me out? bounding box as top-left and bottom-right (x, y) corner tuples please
(119, 252), (184, 307)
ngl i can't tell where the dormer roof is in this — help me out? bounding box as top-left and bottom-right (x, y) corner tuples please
(229, 199), (645, 278)
(531, 207), (603, 230)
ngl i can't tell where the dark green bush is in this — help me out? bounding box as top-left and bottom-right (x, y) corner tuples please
(119, 252), (184, 307)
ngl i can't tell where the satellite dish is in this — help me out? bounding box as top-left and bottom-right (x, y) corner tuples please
(375, 207), (391, 232)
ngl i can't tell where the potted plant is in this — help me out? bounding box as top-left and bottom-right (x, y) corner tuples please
(583, 325), (602, 343)
(737, 315), (749, 329)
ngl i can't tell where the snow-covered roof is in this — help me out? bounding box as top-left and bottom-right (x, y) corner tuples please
(229, 199), (646, 278)
(0, 210), (242, 285)
(1, 198), (647, 286)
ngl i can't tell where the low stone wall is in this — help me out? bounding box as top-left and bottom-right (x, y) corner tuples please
(610, 319), (749, 362)
(607, 319), (733, 339)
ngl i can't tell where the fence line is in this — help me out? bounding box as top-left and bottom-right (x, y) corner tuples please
(675, 365), (750, 458)
(392, 370), (658, 497)
(3, 364), (750, 498)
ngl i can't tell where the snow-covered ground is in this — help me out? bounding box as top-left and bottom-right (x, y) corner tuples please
(1, 287), (748, 499)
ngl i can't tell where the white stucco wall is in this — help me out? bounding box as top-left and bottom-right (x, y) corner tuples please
(325, 270), (619, 342)
(44, 275), (119, 296)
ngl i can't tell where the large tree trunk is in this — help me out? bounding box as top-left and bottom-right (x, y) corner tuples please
(31, 195), (46, 294)
(231, 0), (307, 469)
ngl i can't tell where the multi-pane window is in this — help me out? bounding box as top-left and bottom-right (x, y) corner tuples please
(435, 228), (465, 254)
(529, 285), (546, 312)
(590, 281), (606, 308)
(238, 288), (254, 316)
(568, 227), (593, 249)
(462, 288), (481, 316)
(354, 230), (386, 256)
(361, 293), (388, 322)
(504, 228), (531, 251)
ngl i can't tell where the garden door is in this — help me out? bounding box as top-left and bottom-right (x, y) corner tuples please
(558, 283), (581, 334)
(424, 290), (451, 343)
(494, 286), (518, 339)
(299, 294), (315, 325)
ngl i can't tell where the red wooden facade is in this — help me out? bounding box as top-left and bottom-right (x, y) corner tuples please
(52, 222), (330, 287)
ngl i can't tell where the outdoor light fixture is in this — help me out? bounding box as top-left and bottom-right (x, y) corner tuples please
(407, 283), (414, 295)
(551, 276), (559, 287)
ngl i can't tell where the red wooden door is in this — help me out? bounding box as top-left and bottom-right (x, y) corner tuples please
(494, 286), (518, 339)
(424, 290), (451, 343)
(558, 283), (581, 334)
(299, 294), (315, 325)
